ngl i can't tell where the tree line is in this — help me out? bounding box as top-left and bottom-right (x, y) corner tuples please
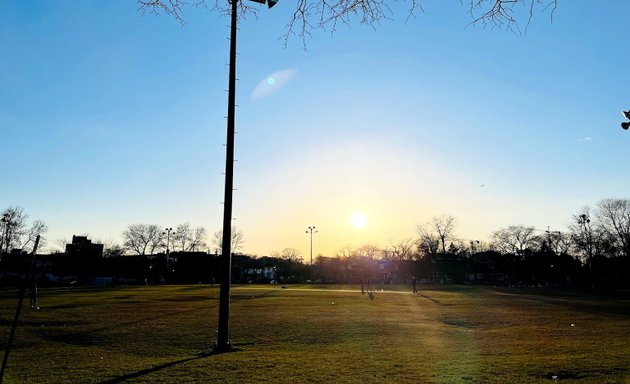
(2, 197), (629, 287)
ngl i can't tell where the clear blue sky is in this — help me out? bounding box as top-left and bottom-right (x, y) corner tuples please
(1, 1), (628, 256)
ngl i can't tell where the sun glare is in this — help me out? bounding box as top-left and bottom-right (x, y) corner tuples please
(349, 212), (368, 229)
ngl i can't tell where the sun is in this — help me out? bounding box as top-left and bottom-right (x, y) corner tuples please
(349, 212), (368, 229)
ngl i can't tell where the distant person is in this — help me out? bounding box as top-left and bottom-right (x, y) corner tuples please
(361, 279), (365, 295)
(412, 276), (417, 293)
(29, 281), (39, 310)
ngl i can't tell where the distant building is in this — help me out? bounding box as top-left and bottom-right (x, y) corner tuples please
(65, 235), (103, 258)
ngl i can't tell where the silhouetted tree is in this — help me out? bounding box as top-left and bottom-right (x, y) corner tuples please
(173, 222), (192, 251)
(0, 206), (47, 254)
(212, 227), (244, 254)
(170, 223), (207, 251)
(101, 240), (125, 258)
(275, 248), (301, 263)
(417, 226), (440, 257)
(189, 226), (208, 252)
(356, 244), (382, 260)
(595, 198), (630, 258)
(123, 224), (164, 255)
(421, 215), (457, 254)
(388, 238), (417, 260)
(335, 246), (355, 260)
(491, 225), (536, 257)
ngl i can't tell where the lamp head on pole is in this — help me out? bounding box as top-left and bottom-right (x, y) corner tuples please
(248, 0), (278, 8)
(622, 110), (630, 130)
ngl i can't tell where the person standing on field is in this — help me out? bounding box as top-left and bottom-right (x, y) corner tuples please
(29, 280), (39, 309)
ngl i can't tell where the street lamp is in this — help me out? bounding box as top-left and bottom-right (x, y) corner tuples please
(216, 0), (278, 353)
(622, 110), (630, 130)
(305, 226), (318, 266)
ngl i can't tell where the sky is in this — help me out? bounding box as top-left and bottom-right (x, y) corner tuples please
(1, 1), (629, 258)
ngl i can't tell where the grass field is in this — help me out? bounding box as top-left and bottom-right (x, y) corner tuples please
(1, 284), (629, 383)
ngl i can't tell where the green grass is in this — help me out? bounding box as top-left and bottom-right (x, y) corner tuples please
(1, 284), (629, 383)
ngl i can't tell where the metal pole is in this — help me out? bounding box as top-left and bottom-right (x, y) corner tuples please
(305, 227), (316, 266)
(0, 217), (6, 266)
(0, 235), (40, 383)
(216, 0), (238, 353)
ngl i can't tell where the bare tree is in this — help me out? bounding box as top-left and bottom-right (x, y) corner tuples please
(19, 219), (48, 253)
(212, 227), (245, 254)
(1, 206), (26, 253)
(173, 222), (192, 251)
(356, 244), (381, 260)
(0, 206), (47, 254)
(278, 247), (302, 263)
(138, 0), (558, 45)
(51, 237), (70, 254)
(423, 215), (457, 254)
(123, 224), (165, 255)
(335, 246), (356, 260)
(595, 198), (630, 258)
(189, 226), (208, 252)
(388, 238), (417, 260)
(99, 239), (126, 258)
(490, 225), (536, 257)
(417, 225), (440, 257)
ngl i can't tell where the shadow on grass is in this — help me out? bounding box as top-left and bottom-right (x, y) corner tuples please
(98, 349), (240, 384)
(419, 294), (441, 305)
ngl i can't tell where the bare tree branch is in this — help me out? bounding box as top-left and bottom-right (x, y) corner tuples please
(137, 0), (558, 46)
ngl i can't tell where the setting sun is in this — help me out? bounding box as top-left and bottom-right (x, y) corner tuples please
(349, 212), (368, 229)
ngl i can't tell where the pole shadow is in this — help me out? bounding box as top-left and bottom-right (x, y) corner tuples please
(419, 293), (441, 305)
(98, 350), (225, 384)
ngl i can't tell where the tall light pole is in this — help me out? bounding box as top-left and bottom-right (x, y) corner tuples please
(305, 226), (318, 266)
(578, 214), (594, 288)
(163, 227), (175, 282)
(216, 0), (278, 353)
(163, 227), (175, 255)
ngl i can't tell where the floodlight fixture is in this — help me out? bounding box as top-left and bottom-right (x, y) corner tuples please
(248, 0), (278, 8)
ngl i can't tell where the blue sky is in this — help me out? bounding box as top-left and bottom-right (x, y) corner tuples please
(1, 1), (629, 256)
